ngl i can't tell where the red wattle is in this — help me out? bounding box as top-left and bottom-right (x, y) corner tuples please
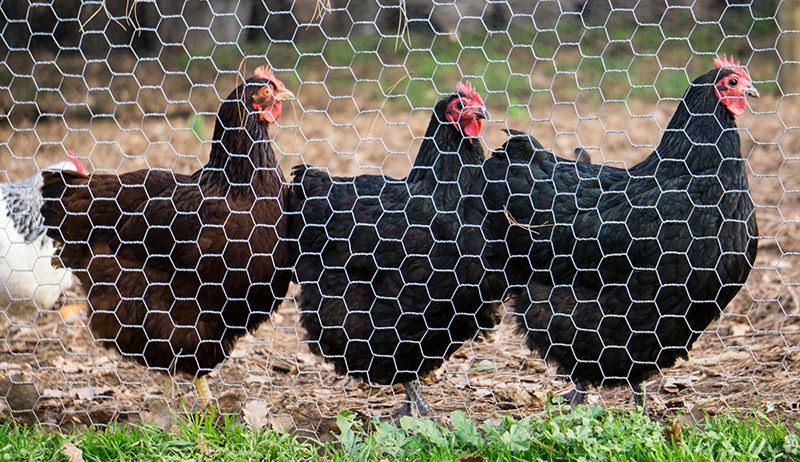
(272, 101), (283, 121)
(723, 97), (746, 116)
(256, 101), (282, 123)
(462, 118), (481, 137)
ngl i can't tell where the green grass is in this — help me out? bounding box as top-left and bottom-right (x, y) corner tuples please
(1, 406), (797, 461)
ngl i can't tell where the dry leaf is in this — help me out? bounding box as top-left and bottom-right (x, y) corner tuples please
(62, 442), (85, 462)
(270, 357), (297, 375)
(216, 389), (245, 416)
(457, 456), (485, 462)
(674, 406), (707, 427)
(719, 350), (752, 362)
(668, 407), (706, 445)
(92, 356), (111, 367)
(269, 414), (295, 433)
(139, 399), (180, 433)
(502, 385), (530, 405)
(41, 389), (64, 399)
(532, 391), (550, 407)
(0, 378), (39, 412)
(495, 384), (549, 409)
(197, 435), (215, 457)
(662, 377), (693, 394)
(420, 369), (441, 385)
(53, 357), (83, 374)
(242, 400), (270, 431)
(72, 386), (113, 401)
(664, 421), (682, 445)
(730, 323), (750, 337)
(693, 350), (751, 366)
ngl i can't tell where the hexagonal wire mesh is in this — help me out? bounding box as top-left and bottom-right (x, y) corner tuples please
(0, 0), (796, 431)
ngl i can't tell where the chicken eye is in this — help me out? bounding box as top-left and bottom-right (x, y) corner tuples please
(457, 101), (463, 110)
(729, 78), (738, 86)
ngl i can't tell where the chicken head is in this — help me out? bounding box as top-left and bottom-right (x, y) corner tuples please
(45, 149), (86, 174)
(250, 65), (296, 124)
(445, 80), (488, 137)
(713, 54), (759, 116)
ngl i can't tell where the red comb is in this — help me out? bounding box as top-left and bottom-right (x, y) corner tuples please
(456, 81), (485, 107)
(65, 149), (86, 175)
(713, 54), (742, 70)
(456, 81), (475, 95)
(254, 65), (275, 81)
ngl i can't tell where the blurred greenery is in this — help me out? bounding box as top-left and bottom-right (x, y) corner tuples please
(188, 113), (206, 143)
(0, 4), (783, 122)
(177, 21), (780, 114)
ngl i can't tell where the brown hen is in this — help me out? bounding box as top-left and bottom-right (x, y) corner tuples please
(40, 66), (295, 403)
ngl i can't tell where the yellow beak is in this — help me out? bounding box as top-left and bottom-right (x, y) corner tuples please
(275, 89), (296, 101)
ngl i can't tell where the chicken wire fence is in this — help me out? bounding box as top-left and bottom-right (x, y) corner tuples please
(0, 0), (797, 430)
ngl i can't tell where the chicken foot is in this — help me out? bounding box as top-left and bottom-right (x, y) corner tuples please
(391, 381), (432, 418)
(58, 302), (86, 323)
(562, 382), (586, 408)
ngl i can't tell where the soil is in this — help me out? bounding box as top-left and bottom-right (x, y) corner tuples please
(0, 93), (798, 435)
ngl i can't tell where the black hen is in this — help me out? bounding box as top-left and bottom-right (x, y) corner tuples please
(486, 55), (760, 404)
(288, 82), (503, 416)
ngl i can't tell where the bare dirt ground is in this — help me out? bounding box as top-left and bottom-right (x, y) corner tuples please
(0, 93), (798, 434)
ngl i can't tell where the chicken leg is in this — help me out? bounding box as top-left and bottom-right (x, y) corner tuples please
(391, 381), (432, 418)
(194, 376), (213, 406)
(562, 382), (586, 408)
(58, 302), (86, 323)
(633, 382), (647, 408)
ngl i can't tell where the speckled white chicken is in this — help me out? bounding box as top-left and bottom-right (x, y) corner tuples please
(0, 152), (85, 322)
